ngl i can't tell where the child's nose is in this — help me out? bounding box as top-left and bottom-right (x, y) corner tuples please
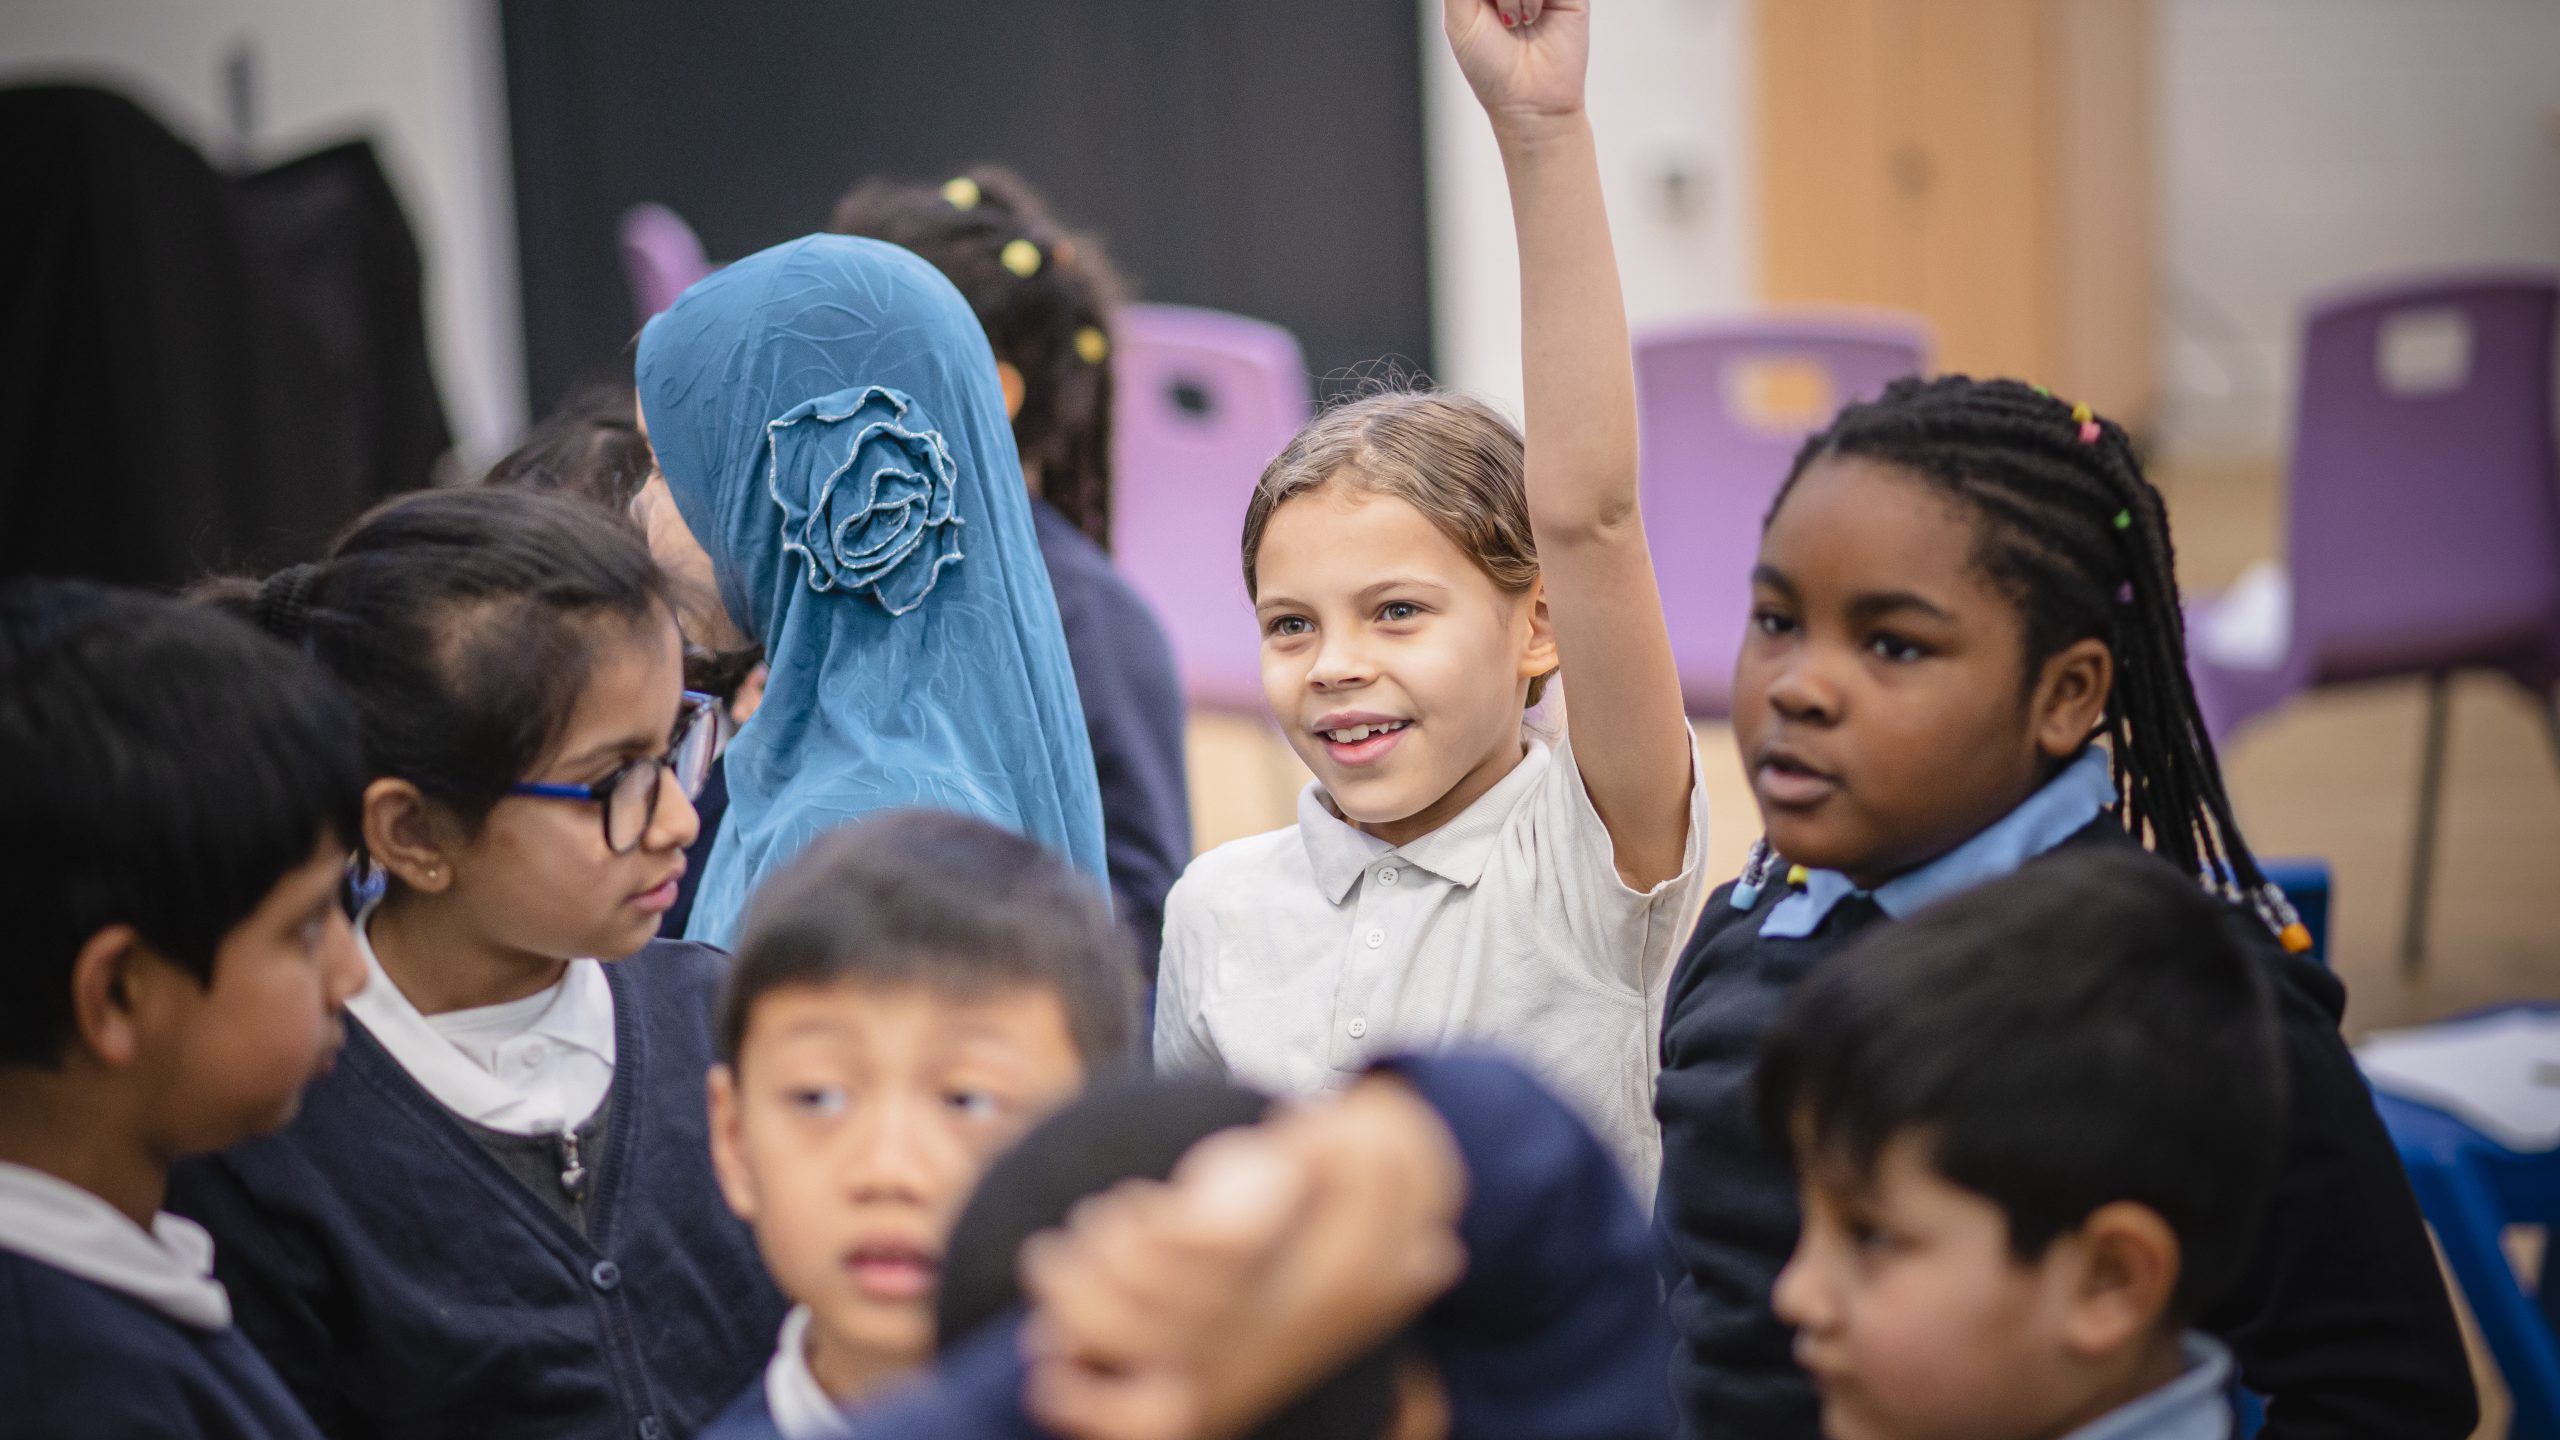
(324, 909), (368, 1004)
(841, 1097), (944, 1202)
(1770, 1244), (1832, 1332)
(1307, 631), (1376, 690)
(646, 767), (701, 853)
(1765, 649), (1842, 724)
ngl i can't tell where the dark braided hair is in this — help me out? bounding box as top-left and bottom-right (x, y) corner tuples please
(1764, 374), (2304, 947)
(831, 165), (1126, 550)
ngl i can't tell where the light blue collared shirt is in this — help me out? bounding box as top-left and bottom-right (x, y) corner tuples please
(1761, 744), (2116, 938)
(2062, 1333), (2236, 1440)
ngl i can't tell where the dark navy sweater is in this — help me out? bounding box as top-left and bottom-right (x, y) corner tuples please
(1030, 497), (1191, 976)
(0, 1248), (325, 1440)
(700, 1050), (1671, 1440)
(1654, 823), (2477, 1440)
(167, 940), (786, 1440)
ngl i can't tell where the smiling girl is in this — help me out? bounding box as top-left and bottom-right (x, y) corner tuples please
(1152, 0), (1707, 1194)
(172, 488), (786, 1440)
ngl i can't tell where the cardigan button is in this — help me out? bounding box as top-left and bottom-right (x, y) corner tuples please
(589, 1260), (622, 1292)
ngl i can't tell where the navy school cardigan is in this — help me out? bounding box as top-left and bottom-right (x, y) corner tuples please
(0, 1247), (325, 1440)
(167, 939), (786, 1440)
(1652, 822), (2478, 1440)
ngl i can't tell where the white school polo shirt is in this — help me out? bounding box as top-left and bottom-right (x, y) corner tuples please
(1154, 732), (1710, 1195)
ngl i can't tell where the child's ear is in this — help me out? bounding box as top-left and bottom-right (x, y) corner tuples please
(2058, 1200), (2179, 1359)
(1518, 578), (1559, 684)
(705, 1063), (760, 1224)
(363, 777), (456, 895)
(66, 924), (151, 1069)
(2029, 637), (2113, 761)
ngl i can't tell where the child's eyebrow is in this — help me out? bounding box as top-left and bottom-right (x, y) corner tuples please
(1356, 576), (1451, 604)
(555, 721), (671, 772)
(1749, 564), (1799, 597)
(1844, 590), (1955, 625)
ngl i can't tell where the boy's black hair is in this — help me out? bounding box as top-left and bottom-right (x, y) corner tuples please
(1755, 847), (2286, 1321)
(0, 579), (365, 1066)
(831, 165), (1125, 550)
(717, 808), (1138, 1068)
(1774, 375), (2299, 941)
(200, 486), (672, 843)
(479, 384), (655, 512)
(937, 1074), (1401, 1440)
(478, 387), (764, 702)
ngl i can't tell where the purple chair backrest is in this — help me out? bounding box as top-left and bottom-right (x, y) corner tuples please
(1634, 312), (1932, 714)
(1109, 303), (1314, 713)
(2284, 272), (2560, 682)
(619, 203), (713, 324)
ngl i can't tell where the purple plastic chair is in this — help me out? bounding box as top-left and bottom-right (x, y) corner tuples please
(618, 203), (714, 325)
(1634, 311), (1933, 715)
(2188, 271), (2560, 971)
(1109, 303), (1314, 714)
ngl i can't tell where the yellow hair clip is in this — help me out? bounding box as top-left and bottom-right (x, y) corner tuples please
(1074, 326), (1110, 365)
(941, 176), (981, 210)
(1000, 238), (1043, 278)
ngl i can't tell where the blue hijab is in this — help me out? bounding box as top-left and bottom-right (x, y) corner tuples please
(637, 234), (1106, 946)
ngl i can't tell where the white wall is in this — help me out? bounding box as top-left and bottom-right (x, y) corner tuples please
(1422, 0), (1755, 412)
(2157, 0), (2560, 459)
(0, 0), (525, 470)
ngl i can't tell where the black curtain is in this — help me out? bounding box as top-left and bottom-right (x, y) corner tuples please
(0, 86), (449, 587)
(501, 0), (1433, 417)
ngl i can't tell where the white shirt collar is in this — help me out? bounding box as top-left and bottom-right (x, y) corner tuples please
(0, 1161), (230, 1329)
(2061, 1332), (2236, 1440)
(344, 900), (617, 1136)
(765, 1304), (849, 1440)
(1297, 739), (1553, 903)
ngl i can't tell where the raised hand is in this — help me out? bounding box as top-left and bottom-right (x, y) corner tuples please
(1442, 0), (1590, 137)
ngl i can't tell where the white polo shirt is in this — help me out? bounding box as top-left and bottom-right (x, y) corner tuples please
(1154, 732), (1710, 1195)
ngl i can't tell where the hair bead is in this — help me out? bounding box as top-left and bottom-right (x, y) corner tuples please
(1729, 837), (1776, 909)
(1073, 326), (1110, 365)
(941, 176), (981, 210)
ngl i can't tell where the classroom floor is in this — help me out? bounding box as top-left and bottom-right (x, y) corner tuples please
(1176, 453), (2557, 1437)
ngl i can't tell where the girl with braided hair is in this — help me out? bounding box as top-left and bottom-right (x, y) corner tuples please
(1654, 375), (2476, 1439)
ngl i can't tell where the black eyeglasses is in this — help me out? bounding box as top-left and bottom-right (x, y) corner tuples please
(507, 691), (719, 853)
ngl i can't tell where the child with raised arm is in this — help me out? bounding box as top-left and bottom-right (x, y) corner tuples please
(1154, 0), (1706, 1194)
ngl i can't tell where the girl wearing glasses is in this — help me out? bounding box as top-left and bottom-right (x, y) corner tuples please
(174, 487), (787, 1440)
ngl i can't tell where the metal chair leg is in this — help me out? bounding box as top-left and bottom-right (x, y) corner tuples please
(2400, 673), (2452, 976)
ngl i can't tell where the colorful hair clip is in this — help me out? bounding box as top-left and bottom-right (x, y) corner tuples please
(941, 176), (982, 210)
(1000, 238), (1043, 278)
(1074, 326), (1110, 365)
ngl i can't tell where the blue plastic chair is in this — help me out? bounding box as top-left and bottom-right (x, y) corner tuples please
(2368, 1011), (2560, 1440)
